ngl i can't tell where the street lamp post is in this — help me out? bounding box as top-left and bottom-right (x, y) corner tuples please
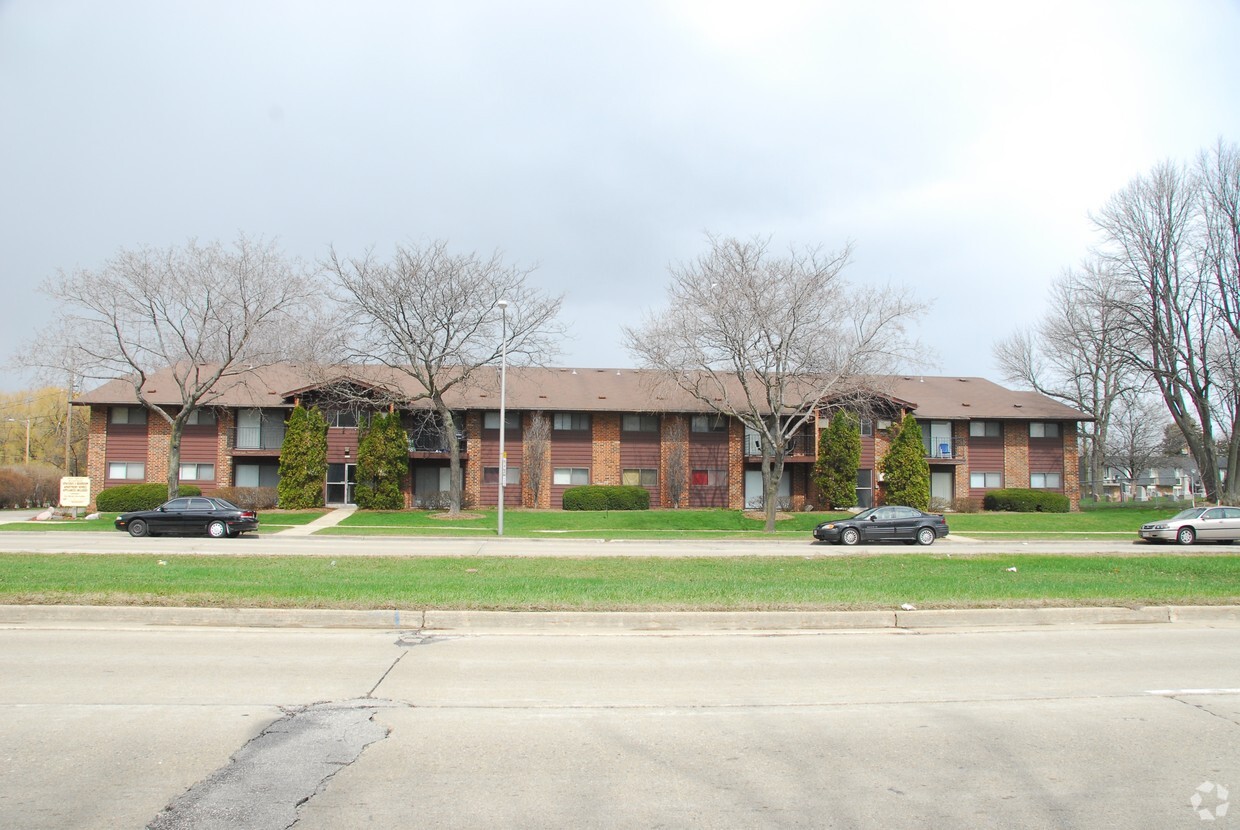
(497, 298), (509, 537)
(4, 417), (31, 465)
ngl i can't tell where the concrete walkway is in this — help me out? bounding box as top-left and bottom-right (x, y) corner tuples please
(275, 505), (357, 536)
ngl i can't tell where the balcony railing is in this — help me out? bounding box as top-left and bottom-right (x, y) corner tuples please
(743, 433), (816, 457)
(231, 425), (286, 450)
(924, 436), (956, 459)
(407, 432), (467, 454)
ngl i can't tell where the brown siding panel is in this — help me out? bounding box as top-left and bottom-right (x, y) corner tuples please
(551, 429), (593, 507)
(968, 435), (1004, 499)
(480, 424), (524, 507)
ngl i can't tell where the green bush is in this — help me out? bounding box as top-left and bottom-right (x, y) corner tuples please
(96, 483), (201, 512)
(211, 487), (279, 510)
(562, 485), (651, 511)
(982, 488), (1070, 513)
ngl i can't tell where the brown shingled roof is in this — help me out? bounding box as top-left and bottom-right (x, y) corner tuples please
(75, 364), (1090, 422)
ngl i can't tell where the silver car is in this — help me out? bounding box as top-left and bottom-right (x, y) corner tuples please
(1139, 506), (1240, 545)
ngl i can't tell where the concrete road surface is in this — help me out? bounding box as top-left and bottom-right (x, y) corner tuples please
(2, 617), (1238, 828)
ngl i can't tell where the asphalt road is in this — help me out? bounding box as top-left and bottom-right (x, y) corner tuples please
(1, 619), (1237, 829)
(0, 528), (1167, 557)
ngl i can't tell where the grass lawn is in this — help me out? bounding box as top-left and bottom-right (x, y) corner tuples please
(322, 505), (1176, 539)
(1, 553), (1236, 611)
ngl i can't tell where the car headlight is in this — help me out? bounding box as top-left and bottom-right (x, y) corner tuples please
(1149, 524), (1168, 530)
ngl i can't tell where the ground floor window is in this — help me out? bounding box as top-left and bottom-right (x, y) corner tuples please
(622, 468), (658, 487)
(970, 471), (1002, 488)
(107, 461), (145, 480)
(235, 463), (280, 488)
(690, 469), (726, 487)
(553, 467), (589, 485)
(179, 463), (215, 481)
(1031, 472), (1061, 488)
(484, 466), (521, 485)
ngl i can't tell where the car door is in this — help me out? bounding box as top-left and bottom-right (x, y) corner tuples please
(890, 507), (920, 541)
(866, 507), (899, 541)
(1222, 507), (1240, 541)
(1197, 507), (1227, 541)
(154, 498), (192, 533)
(184, 497), (217, 533)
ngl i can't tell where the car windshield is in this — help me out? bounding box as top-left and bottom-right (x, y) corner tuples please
(851, 508), (879, 521)
(1168, 508), (1208, 520)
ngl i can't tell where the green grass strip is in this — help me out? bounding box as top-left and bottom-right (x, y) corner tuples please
(0, 553), (1236, 611)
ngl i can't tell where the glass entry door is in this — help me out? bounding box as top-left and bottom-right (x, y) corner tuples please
(326, 463), (356, 505)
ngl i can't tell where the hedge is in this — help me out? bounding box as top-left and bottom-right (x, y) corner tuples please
(211, 487), (279, 510)
(982, 488), (1070, 513)
(96, 483), (202, 512)
(562, 485), (650, 511)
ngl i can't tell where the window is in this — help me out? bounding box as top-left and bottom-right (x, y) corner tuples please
(622, 414), (659, 432)
(1030, 422), (1061, 438)
(107, 461), (145, 480)
(860, 419), (874, 436)
(690, 414), (727, 433)
(553, 413), (590, 431)
(483, 411), (520, 430)
(186, 409), (216, 426)
(970, 420), (1001, 438)
(690, 469), (726, 486)
(856, 469), (874, 509)
(109, 406), (146, 425)
(326, 410), (358, 428)
(553, 467), (589, 485)
(970, 471), (1002, 488)
(179, 463), (215, 481)
(235, 463), (280, 488)
(622, 468), (658, 487)
(1031, 472), (1062, 488)
(483, 466), (521, 485)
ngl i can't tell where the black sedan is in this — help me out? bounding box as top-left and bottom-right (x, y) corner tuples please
(813, 506), (949, 546)
(115, 496), (259, 538)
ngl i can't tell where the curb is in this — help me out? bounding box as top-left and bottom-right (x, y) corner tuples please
(2, 604), (1238, 631)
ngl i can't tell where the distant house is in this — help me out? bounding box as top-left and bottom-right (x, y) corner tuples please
(75, 365), (1089, 511)
(1100, 457), (1202, 502)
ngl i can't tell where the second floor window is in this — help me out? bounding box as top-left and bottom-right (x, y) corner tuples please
(622, 414), (659, 432)
(110, 406), (146, 425)
(970, 420), (1000, 438)
(1030, 422), (1061, 438)
(691, 414), (727, 433)
(553, 413), (590, 431)
(483, 411), (520, 430)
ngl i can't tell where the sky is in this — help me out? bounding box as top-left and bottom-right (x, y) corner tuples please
(2, 0), (1239, 394)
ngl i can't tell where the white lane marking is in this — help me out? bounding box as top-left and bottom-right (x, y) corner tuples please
(1146, 689), (1240, 696)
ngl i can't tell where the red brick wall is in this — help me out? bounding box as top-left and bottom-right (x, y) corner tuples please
(1004, 423), (1030, 489)
(86, 407), (107, 507)
(659, 415), (689, 509)
(592, 413), (621, 486)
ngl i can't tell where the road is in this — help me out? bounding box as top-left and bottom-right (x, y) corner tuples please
(1, 618), (1238, 828)
(0, 529), (1170, 557)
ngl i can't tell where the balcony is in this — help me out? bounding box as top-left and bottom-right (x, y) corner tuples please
(924, 436), (958, 460)
(230, 425), (286, 451)
(407, 432), (468, 456)
(743, 433), (816, 459)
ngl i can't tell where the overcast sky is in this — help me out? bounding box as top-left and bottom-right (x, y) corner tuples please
(3, 0), (1239, 393)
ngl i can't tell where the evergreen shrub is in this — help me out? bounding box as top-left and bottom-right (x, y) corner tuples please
(983, 488), (1070, 513)
(562, 485), (650, 511)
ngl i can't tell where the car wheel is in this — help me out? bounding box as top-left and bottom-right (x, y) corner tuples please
(207, 520), (228, 539)
(916, 527), (936, 546)
(1176, 526), (1196, 545)
(127, 519), (148, 538)
(841, 528), (860, 546)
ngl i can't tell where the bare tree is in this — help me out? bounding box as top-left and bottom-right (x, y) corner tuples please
(1093, 151), (1240, 501)
(624, 234), (927, 531)
(1103, 391), (1167, 501)
(326, 241), (564, 515)
(993, 259), (1140, 501)
(33, 236), (313, 497)
(523, 411), (550, 507)
(663, 416), (688, 509)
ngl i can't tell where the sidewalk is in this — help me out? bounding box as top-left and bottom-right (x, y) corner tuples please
(275, 505), (357, 536)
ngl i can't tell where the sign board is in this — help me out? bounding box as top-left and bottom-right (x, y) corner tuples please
(59, 477), (91, 508)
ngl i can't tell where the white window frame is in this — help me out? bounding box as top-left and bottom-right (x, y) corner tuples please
(186, 409), (216, 426)
(969, 420), (1001, 438)
(108, 461), (145, 480)
(553, 467), (590, 485)
(178, 463), (215, 481)
(621, 414), (659, 432)
(109, 406), (146, 425)
(483, 411), (520, 430)
(1030, 422), (1061, 438)
(690, 468), (726, 487)
(970, 471), (1002, 488)
(622, 468), (658, 487)
(1031, 472), (1062, 488)
(483, 466), (521, 485)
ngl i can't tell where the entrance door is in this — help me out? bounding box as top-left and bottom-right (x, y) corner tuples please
(326, 463), (356, 505)
(930, 471), (954, 506)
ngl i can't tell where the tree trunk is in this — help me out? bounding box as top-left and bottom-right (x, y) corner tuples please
(166, 417), (185, 500)
(437, 401), (463, 514)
